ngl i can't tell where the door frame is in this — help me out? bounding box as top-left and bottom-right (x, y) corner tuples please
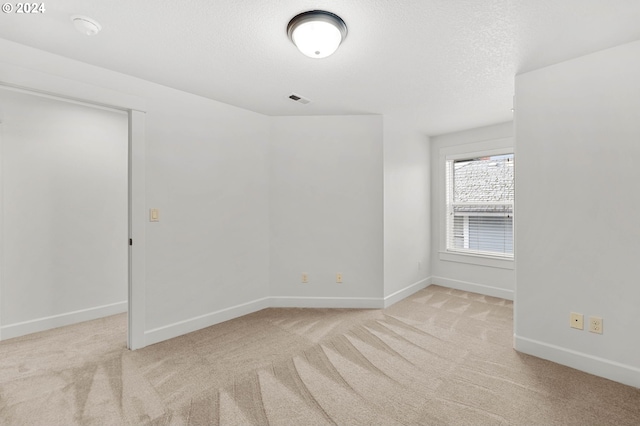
(0, 65), (147, 349)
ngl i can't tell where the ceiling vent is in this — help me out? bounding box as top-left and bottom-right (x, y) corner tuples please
(288, 93), (311, 105)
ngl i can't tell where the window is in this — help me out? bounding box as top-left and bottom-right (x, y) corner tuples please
(445, 153), (514, 258)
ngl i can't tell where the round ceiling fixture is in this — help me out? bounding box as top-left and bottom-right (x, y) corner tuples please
(287, 10), (347, 59)
(71, 15), (102, 36)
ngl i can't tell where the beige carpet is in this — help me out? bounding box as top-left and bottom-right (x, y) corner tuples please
(1, 285), (639, 425)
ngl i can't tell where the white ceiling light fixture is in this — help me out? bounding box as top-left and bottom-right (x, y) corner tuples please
(71, 15), (102, 36)
(287, 10), (347, 59)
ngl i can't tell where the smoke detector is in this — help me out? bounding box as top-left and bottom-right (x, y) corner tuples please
(71, 15), (102, 36)
(288, 93), (311, 105)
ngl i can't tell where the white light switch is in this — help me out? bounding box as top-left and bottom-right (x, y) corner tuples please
(150, 208), (159, 222)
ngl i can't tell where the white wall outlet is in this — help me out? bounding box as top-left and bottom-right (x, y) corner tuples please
(301, 273), (309, 283)
(589, 316), (603, 334)
(336, 273), (343, 283)
(570, 312), (584, 330)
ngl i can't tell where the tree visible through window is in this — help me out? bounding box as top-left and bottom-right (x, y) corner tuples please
(446, 153), (514, 257)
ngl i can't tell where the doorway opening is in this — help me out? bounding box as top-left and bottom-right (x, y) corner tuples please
(0, 81), (145, 349)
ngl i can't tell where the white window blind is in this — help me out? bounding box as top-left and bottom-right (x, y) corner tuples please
(445, 153), (514, 258)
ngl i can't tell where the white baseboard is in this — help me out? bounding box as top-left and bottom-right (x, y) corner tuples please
(1, 300), (127, 340)
(144, 297), (271, 346)
(145, 293), (422, 348)
(145, 288), (444, 347)
(514, 335), (640, 389)
(431, 276), (514, 300)
(383, 277), (431, 308)
(269, 296), (383, 309)
(0, 288), (424, 347)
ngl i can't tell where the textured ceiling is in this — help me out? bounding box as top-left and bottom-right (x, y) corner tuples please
(1, 0), (640, 135)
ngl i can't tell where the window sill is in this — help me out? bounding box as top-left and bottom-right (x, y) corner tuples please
(439, 251), (514, 270)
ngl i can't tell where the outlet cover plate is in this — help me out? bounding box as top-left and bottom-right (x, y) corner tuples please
(570, 312), (584, 330)
(589, 316), (603, 334)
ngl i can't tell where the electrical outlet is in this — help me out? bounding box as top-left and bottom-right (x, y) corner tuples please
(336, 273), (343, 283)
(589, 316), (603, 334)
(570, 312), (584, 330)
(301, 273), (308, 283)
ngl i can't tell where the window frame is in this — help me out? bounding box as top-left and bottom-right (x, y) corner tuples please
(438, 138), (515, 270)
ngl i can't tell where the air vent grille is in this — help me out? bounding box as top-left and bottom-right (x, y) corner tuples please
(288, 93), (311, 104)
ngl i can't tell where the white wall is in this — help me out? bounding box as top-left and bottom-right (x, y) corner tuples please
(514, 40), (640, 388)
(144, 89), (271, 337)
(0, 39), (271, 345)
(430, 122), (515, 299)
(383, 116), (431, 305)
(0, 89), (128, 338)
(270, 116), (384, 306)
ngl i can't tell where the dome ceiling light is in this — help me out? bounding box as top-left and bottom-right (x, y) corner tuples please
(71, 15), (102, 36)
(287, 10), (347, 59)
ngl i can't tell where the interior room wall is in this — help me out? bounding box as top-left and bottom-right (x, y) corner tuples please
(429, 121), (515, 299)
(0, 89), (128, 339)
(0, 39), (272, 346)
(382, 115), (431, 305)
(514, 39), (640, 388)
(143, 87), (271, 342)
(269, 115), (384, 306)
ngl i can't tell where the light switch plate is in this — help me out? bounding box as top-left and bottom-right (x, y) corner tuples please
(150, 208), (159, 222)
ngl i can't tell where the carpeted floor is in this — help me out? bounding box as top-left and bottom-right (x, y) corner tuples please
(1, 285), (639, 425)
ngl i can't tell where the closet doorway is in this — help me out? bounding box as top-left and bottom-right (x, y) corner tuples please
(0, 86), (139, 347)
